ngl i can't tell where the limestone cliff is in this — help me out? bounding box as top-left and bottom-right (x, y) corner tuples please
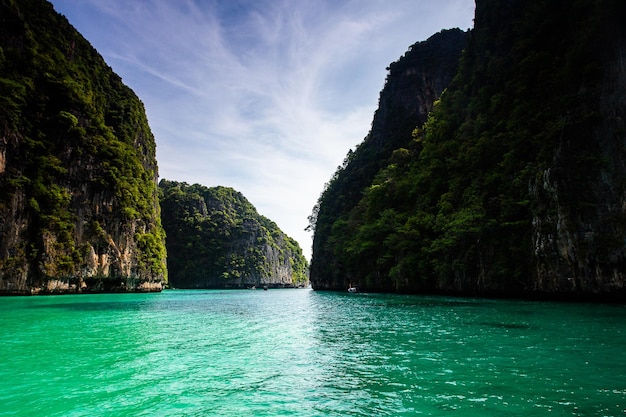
(0, 0), (167, 294)
(159, 180), (308, 289)
(309, 0), (626, 300)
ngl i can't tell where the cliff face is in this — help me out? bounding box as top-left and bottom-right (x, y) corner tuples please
(160, 180), (308, 289)
(524, 0), (626, 294)
(310, 0), (626, 300)
(309, 29), (468, 290)
(0, 0), (167, 294)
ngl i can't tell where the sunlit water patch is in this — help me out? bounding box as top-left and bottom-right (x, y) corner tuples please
(1, 290), (625, 416)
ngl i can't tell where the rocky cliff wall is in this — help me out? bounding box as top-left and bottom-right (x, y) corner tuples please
(0, 0), (167, 294)
(310, 0), (626, 300)
(526, 0), (626, 295)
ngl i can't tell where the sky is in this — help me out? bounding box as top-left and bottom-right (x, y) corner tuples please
(48, 0), (475, 260)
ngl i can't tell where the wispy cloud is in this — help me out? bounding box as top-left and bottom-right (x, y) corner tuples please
(50, 0), (475, 259)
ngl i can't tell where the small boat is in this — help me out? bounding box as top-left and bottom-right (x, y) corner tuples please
(348, 286), (357, 293)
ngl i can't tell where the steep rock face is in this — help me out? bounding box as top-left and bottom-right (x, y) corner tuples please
(526, 0), (626, 294)
(309, 29), (468, 290)
(310, 0), (626, 300)
(309, 29), (468, 289)
(0, 0), (167, 294)
(160, 180), (308, 289)
(433, 0), (626, 297)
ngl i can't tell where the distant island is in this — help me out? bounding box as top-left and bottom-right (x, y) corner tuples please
(160, 180), (308, 289)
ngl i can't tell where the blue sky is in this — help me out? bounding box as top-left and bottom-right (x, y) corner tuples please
(48, 0), (475, 260)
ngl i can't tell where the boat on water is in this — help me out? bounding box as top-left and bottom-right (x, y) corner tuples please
(348, 286), (358, 293)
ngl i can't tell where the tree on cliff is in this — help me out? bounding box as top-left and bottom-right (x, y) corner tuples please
(159, 180), (308, 289)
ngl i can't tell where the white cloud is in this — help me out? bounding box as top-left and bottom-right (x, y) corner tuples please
(50, 0), (475, 259)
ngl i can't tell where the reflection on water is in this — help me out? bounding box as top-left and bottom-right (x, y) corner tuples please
(1, 290), (625, 416)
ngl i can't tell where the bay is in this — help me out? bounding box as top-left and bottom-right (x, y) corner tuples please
(1, 289), (625, 416)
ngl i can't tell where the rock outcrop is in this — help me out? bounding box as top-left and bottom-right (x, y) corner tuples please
(160, 180), (308, 289)
(0, 0), (167, 294)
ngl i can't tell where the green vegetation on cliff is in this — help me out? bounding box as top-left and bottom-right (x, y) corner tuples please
(0, 0), (166, 293)
(160, 180), (308, 289)
(309, 28), (468, 291)
(310, 0), (626, 298)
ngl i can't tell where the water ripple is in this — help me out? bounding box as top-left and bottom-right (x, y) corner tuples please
(1, 290), (626, 416)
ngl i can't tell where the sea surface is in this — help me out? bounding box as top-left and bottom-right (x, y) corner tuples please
(1, 289), (625, 416)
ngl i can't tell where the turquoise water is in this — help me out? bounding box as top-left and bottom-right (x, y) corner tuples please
(1, 290), (625, 416)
